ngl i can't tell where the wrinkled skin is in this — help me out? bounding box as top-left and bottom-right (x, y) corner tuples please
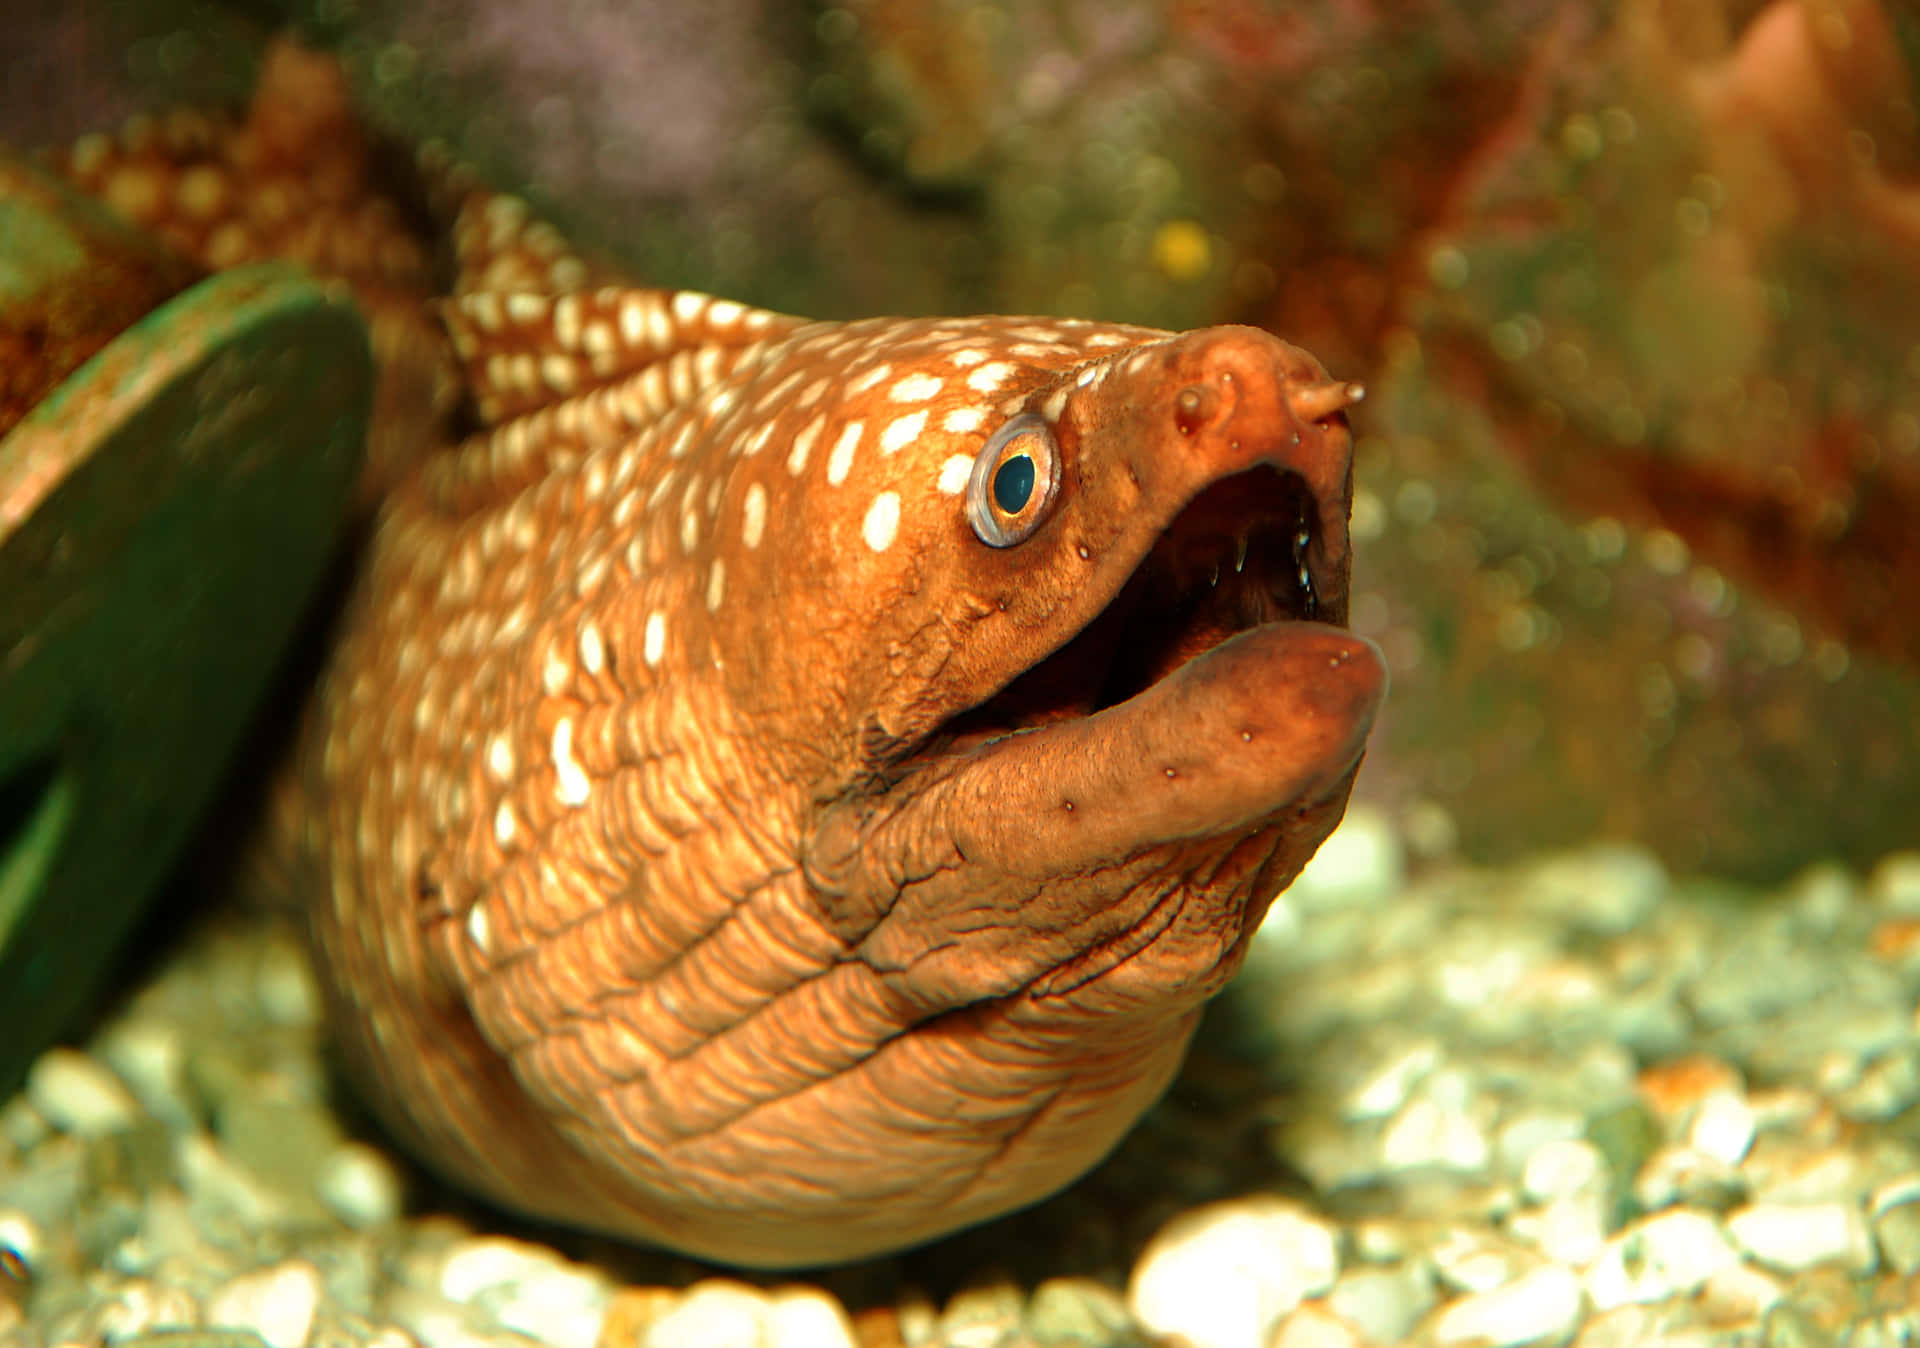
(59, 43), (1385, 1267)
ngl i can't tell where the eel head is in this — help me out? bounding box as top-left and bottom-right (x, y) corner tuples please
(764, 321), (1386, 1017)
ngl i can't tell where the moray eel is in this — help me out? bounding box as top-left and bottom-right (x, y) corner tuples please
(57, 45), (1386, 1267)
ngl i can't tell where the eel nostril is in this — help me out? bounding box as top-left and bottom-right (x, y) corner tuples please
(1173, 386), (1210, 436)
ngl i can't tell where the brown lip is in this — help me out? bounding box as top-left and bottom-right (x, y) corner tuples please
(914, 620), (1387, 879)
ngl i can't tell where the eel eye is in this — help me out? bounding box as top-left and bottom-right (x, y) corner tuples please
(966, 413), (1061, 547)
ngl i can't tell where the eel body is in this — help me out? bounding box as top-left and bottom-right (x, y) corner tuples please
(54, 45), (1386, 1267)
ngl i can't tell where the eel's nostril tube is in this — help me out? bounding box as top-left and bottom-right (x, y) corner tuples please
(1173, 385), (1213, 436)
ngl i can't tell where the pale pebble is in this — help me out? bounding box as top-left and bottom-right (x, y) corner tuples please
(1520, 1139), (1604, 1203)
(94, 1020), (195, 1129)
(641, 1281), (767, 1348)
(254, 933), (324, 1026)
(206, 1259), (324, 1348)
(1380, 1095), (1492, 1175)
(69, 1277), (199, 1342)
(1698, 1263), (1784, 1320)
(1428, 1229), (1524, 1296)
(1726, 1201), (1877, 1274)
(438, 1237), (609, 1348)
(764, 1288), (856, 1348)
(896, 1290), (938, 1348)
(1344, 1040), (1439, 1121)
(0, 1210), (42, 1273)
(26, 1048), (139, 1137)
(316, 1141), (406, 1228)
(939, 1275), (1025, 1348)
(1508, 1192), (1610, 1267)
(1584, 1210), (1739, 1310)
(1431, 1266), (1584, 1348)
(1325, 1263), (1436, 1346)
(1867, 851), (1920, 913)
(1495, 1113), (1587, 1180)
(1288, 806), (1404, 911)
(1629, 1145), (1744, 1213)
(1269, 1303), (1366, 1348)
(1024, 1278), (1134, 1346)
(1685, 1091), (1756, 1166)
(1872, 1185), (1920, 1276)
(1128, 1198), (1338, 1348)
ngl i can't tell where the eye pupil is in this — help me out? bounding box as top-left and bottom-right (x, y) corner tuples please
(993, 454), (1036, 514)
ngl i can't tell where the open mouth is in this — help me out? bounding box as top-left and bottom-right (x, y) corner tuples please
(938, 463), (1325, 746)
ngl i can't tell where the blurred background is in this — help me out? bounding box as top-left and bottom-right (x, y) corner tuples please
(7, 0), (1919, 881)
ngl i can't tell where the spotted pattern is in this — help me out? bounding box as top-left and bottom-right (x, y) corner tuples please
(75, 56), (1357, 1268)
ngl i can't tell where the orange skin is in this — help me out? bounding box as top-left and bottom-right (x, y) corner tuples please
(60, 43), (1383, 1267)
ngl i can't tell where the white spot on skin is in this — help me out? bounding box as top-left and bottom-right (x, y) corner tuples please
(668, 351), (696, 403)
(619, 295), (647, 346)
(492, 802), (516, 849)
(756, 371), (804, 415)
(468, 292), (504, 333)
(543, 648), (570, 694)
(487, 734), (514, 782)
(554, 294), (584, 349)
(468, 903), (494, 953)
(827, 422), (863, 485)
(506, 293), (548, 324)
(644, 612), (666, 667)
(1042, 387), (1070, 423)
(967, 362), (1015, 393)
(742, 483), (768, 548)
(937, 454), (973, 495)
(542, 355), (577, 394)
(706, 559), (727, 612)
(646, 298), (673, 349)
(880, 410), (927, 455)
(740, 423), (774, 457)
(579, 623), (605, 674)
(948, 348), (988, 367)
(943, 407), (986, 434)
(788, 416), (825, 475)
(846, 363), (892, 395)
(889, 372), (944, 403)
(672, 291), (707, 325)
(552, 718), (592, 807)
(707, 299), (745, 326)
(863, 492), (901, 552)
